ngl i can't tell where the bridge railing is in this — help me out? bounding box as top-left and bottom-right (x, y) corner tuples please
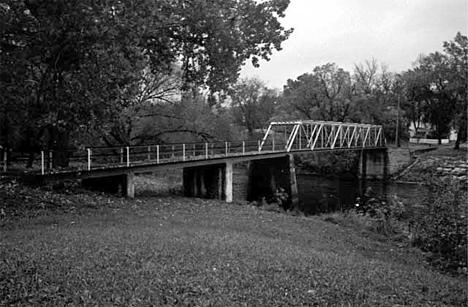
(73, 140), (274, 172)
(1, 121), (385, 175)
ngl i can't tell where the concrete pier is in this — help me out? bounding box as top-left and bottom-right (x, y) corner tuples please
(358, 149), (388, 180)
(181, 155), (298, 206)
(183, 163), (227, 200)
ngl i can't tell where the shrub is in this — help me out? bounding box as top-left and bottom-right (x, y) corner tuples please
(296, 151), (359, 175)
(411, 178), (468, 274)
(353, 193), (406, 237)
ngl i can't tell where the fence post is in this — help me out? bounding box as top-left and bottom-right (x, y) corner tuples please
(147, 146), (151, 161)
(126, 146), (130, 167)
(225, 142), (228, 156)
(156, 145), (160, 164)
(242, 141), (245, 155)
(205, 143), (208, 159)
(41, 151), (45, 175)
(183, 144), (186, 161)
(87, 148), (91, 171)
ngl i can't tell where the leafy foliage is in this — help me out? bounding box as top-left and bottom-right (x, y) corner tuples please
(443, 32), (468, 148)
(296, 151), (359, 176)
(412, 179), (468, 274)
(0, 0), (293, 161)
(282, 63), (353, 121)
(229, 77), (278, 137)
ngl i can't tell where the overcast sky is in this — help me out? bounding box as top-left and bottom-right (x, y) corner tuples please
(240, 0), (467, 89)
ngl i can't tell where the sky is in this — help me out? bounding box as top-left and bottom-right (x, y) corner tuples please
(240, 0), (468, 90)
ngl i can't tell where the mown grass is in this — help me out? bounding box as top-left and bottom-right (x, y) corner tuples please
(1, 183), (467, 306)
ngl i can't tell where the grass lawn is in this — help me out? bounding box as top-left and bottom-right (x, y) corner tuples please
(1, 183), (466, 306)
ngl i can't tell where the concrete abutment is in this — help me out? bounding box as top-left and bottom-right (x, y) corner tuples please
(358, 148), (388, 180)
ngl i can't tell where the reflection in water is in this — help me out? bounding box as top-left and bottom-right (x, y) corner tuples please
(296, 174), (424, 215)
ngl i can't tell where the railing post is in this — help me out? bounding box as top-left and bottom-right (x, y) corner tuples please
(242, 141), (245, 155)
(193, 144), (196, 157)
(147, 146), (151, 161)
(49, 151), (53, 170)
(41, 151), (45, 175)
(172, 145), (175, 160)
(2, 149), (6, 172)
(120, 148), (123, 164)
(183, 144), (186, 161)
(87, 148), (91, 171)
(126, 146), (130, 167)
(205, 143), (208, 159)
(225, 142), (228, 156)
(272, 137), (275, 152)
(156, 145), (160, 164)
(258, 140), (261, 153)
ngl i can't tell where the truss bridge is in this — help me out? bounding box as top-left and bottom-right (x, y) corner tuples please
(2, 120), (387, 202)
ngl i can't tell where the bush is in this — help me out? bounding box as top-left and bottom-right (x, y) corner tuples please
(410, 179), (468, 274)
(353, 191), (407, 237)
(330, 179), (467, 275)
(296, 151), (359, 175)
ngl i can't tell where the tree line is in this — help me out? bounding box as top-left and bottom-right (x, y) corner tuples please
(233, 32), (467, 149)
(0, 0), (466, 168)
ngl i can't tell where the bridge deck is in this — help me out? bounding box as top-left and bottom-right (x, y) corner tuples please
(2, 120), (386, 180)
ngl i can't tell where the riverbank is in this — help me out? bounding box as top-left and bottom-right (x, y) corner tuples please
(1, 182), (466, 306)
(395, 145), (468, 183)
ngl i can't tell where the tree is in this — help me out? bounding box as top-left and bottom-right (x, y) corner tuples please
(282, 63), (353, 122)
(0, 0), (293, 166)
(352, 61), (408, 143)
(401, 69), (430, 136)
(443, 32), (468, 149)
(229, 78), (278, 137)
(413, 52), (456, 144)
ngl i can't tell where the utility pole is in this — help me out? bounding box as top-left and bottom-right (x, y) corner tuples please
(396, 93), (401, 147)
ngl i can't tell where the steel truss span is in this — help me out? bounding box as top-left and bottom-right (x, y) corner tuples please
(259, 120), (385, 152)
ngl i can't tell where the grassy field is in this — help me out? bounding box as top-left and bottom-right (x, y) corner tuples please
(1, 183), (467, 306)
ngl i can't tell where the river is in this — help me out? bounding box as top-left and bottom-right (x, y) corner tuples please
(296, 174), (425, 215)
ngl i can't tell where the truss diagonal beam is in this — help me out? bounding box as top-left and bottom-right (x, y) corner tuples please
(259, 120), (385, 154)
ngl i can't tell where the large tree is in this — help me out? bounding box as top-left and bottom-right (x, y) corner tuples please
(282, 63), (353, 122)
(411, 52), (456, 144)
(229, 77), (278, 137)
(0, 0), (293, 166)
(443, 32), (468, 149)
